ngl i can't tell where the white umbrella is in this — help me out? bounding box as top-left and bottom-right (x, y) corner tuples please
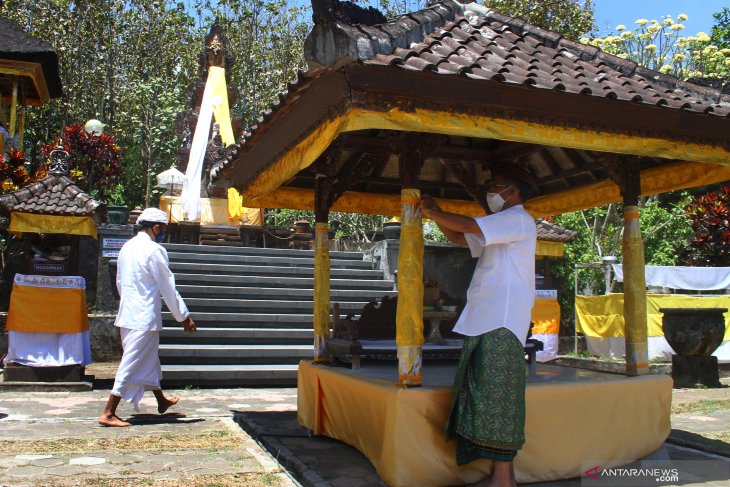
(156, 166), (186, 187)
(156, 166), (187, 231)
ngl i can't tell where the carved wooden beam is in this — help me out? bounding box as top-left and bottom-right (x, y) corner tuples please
(440, 159), (489, 212)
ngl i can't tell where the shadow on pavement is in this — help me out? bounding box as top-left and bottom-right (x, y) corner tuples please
(126, 413), (206, 425)
(235, 410), (388, 487)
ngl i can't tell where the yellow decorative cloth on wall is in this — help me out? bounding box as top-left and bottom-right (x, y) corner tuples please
(297, 361), (671, 486)
(7, 274), (89, 333)
(576, 294), (730, 339)
(10, 212), (97, 238)
(161, 195), (262, 227)
(531, 297), (560, 335)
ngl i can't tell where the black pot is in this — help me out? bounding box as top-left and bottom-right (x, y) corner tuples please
(383, 222), (401, 240)
(107, 206), (130, 225)
(660, 308), (727, 356)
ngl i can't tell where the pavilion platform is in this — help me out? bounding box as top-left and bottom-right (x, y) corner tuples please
(298, 360), (671, 487)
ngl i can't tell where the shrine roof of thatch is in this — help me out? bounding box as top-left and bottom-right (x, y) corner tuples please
(0, 16), (63, 104)
(212, 0), (730, 218)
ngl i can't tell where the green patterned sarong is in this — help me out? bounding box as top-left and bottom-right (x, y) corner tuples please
(446, 327), (526, 464)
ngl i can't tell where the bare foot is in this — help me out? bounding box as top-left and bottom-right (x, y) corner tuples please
(158, 396), (179, 414)
(98, 414), (131, 427)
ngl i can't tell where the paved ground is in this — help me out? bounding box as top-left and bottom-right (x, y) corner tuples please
(0, 364), (728, 486)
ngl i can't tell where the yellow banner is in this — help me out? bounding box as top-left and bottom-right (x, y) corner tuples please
(209, 66), (235, 146)
(10, 212), (98, 239)
(576, 294), (730, 338)
(7, 285), (89, 333)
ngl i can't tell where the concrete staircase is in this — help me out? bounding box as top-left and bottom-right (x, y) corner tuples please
(159, 243), (396, 387)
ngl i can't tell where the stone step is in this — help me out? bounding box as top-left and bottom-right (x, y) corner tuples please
(177, 298), (366, 314)
(163, 243), (363, 260)
(169, 261), (383, 279)
(167, 251), (372, 269)
(173, 274), (395, 290)
(176, 285), (397, 301)
(162, 311), (319, 328)
(160, 363), (299, 387)
(159, 344), (311, 365)
(160, 327), (313, 345)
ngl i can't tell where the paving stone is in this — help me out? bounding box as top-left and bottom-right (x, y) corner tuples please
(15, 454), (53, 461)
(69, 456), (107, 465)
(6, 465), (48, 477)
(40, 464), (87, 476)
(28, 457), (67, 467)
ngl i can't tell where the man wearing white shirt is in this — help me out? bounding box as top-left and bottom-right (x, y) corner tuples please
(421, 165), (536, 487)
(99, 208), (196, 427)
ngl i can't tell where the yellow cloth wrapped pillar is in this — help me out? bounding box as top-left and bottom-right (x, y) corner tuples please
(395, 189), (424, 385)
(623, 205), (648, 375)
(313, 222), (330, 361)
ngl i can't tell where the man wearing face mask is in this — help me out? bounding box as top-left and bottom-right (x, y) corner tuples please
(99, 208), (196, 427)
(420, 165), (536, 487)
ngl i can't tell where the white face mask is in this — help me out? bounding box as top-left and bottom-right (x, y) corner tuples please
(486, 186), (511, 213)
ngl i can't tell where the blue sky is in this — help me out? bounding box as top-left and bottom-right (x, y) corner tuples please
(593, 0), (727, 36)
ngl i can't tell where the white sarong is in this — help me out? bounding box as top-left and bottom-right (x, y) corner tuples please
(112, 328), (162, 412)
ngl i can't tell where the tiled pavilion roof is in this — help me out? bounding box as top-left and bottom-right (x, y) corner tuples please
(212, 0), (730, 218)
(0, 174), (103, 217)
(355, 4), (729, 116)
(536, 219), (577, 243)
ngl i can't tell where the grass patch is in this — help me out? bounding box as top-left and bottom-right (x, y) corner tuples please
(34, 472), (286, 487)
(672, 398), (730, 415)
(3, 429), (237, 455)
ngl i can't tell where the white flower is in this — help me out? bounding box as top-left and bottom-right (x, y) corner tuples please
(616, 24), (626, 31)
(697, 32), (711, 42)
(658, 65), (672, 74)
(663, 18), (674, 26)
(636, 19), (649, 26)
(646, 44), (657, 51)
(678, 14), (688, 21)
(671, 24), (684, 31)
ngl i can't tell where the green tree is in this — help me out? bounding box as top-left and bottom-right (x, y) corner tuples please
(550, 196), (694, 331)
(584, 14), (730, 81)
(482, 0), (595, 40)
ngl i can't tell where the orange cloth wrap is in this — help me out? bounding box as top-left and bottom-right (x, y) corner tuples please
(7, 285), (88, 333)
(531, 297), (560, 335)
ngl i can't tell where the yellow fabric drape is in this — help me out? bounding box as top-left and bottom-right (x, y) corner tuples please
(7, 285), (88, 333)
(241, 160), (730, 219)
(313, 223), (330, 361)
(9, 212), (98, 239)
(395, 189), (424, 385)
(535, 240), (564, 258)
(531, 297), (560, 335)
(227, 187), (243, 220)
(226, 187), (263, 226)
(238, 106), (730, 216)
(576, 294), (730, 339)
(208, 66), (235, 146)
(297, 361), (672, 486)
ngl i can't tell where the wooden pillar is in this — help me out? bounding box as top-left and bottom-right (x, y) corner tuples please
(620, 159), (648, 376)
(395, 143), (424, 386)
(313, 174), (331, 362)
(17, 107), (25, 149)
(8, 78), (18, 138)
